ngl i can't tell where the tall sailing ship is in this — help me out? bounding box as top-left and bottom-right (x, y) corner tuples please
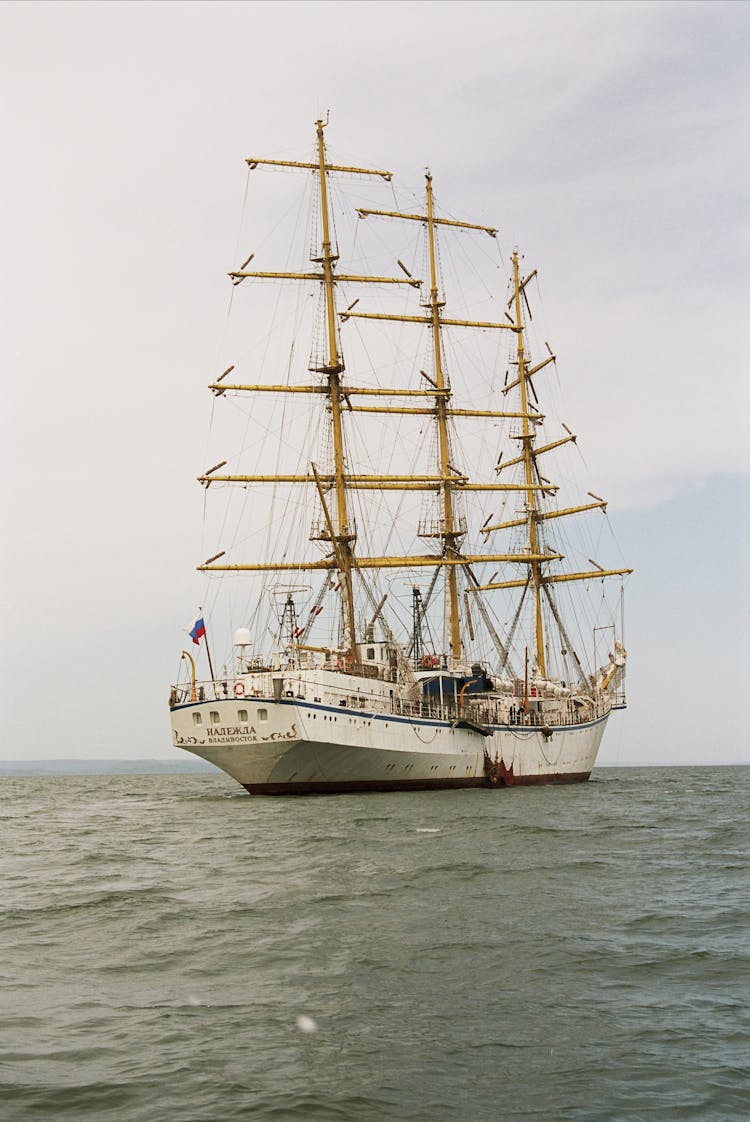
(169, 118), (632, 794)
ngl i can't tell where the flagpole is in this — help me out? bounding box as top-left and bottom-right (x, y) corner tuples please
(200, 608), (217, 686)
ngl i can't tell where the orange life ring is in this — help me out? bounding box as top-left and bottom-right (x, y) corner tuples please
(234, 681), (246, 697)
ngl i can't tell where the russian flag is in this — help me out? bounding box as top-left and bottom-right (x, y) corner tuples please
(189, 617), (206, 646)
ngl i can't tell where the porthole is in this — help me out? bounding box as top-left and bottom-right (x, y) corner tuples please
(192, 712), (202, 726)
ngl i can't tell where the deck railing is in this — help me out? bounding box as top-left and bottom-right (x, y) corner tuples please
(170, 675), (608, 728)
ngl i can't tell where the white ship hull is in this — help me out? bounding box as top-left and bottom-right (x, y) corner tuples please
(170, 690), (607, 794)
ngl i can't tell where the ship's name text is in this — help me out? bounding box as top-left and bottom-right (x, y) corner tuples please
(207, 723), (298, 744)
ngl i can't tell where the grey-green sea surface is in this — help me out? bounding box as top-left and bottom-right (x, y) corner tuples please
(1, 767), (747, 1122)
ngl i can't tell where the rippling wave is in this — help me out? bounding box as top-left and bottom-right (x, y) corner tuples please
(0, 767), (747, 1121)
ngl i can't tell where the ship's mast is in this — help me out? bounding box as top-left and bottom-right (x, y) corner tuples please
(314, 118), (357, 659)
(511, 250), (546, 675)
(475, 253), (634, 674)
(352, 178), (522, 666)
(425, 173), (462, 660)
(197, 120), (420, 665)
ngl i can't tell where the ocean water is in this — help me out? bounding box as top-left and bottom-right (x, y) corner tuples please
(0, 767), (747, 1122)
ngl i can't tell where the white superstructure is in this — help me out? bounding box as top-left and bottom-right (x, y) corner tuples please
(170, 658), (619, 793)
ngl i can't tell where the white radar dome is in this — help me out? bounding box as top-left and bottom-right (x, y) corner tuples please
(233, 628), (252, 647)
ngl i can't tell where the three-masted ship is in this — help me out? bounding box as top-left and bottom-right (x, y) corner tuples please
(169, 118), (632, 794)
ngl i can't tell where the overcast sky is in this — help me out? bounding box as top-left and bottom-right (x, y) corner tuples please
(1, 0), (747, 766)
